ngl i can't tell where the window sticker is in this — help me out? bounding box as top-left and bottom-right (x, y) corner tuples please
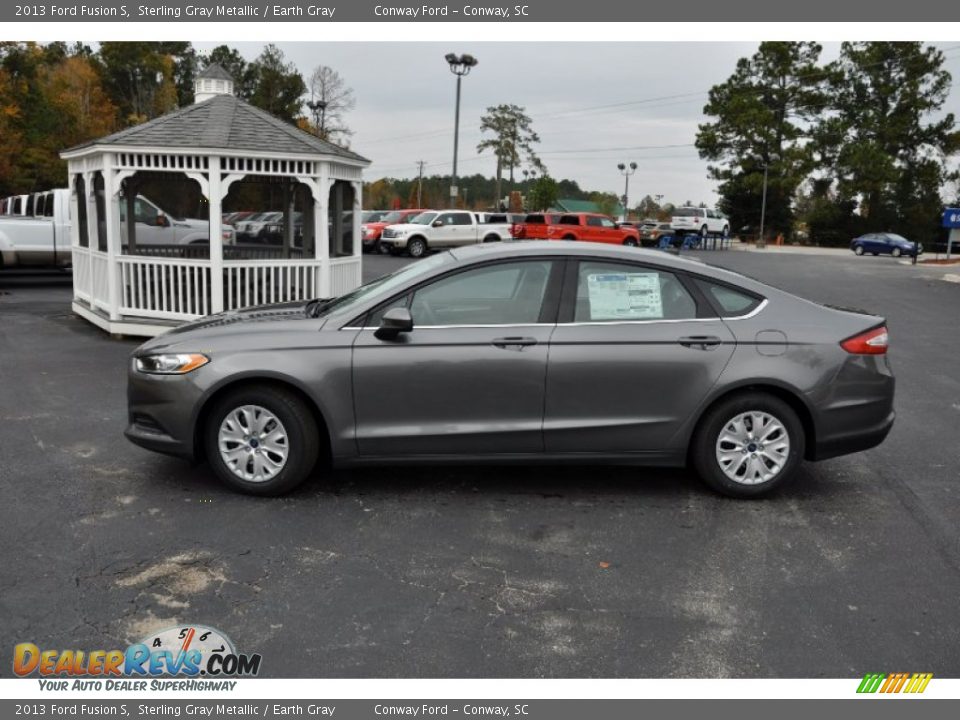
(586, 272), (663, 320)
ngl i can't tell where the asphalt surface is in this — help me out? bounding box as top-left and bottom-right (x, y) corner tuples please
(1, 248), (959, 678)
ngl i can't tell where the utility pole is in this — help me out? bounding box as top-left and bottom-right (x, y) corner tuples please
(416, 161), (425, 207)
(758, 163), (769, 249)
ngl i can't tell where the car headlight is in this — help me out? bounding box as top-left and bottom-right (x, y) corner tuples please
(135, 353), (209, 375)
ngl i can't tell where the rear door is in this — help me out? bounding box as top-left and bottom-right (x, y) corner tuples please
(352, 258), (563, 455)
(544, 259), (735, 453)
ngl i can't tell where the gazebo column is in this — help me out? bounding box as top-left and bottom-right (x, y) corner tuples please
(83, 171), (95, 252)
(316, 167), (331, 298)
(124, 177), (139, 256)
(208, 157), (224, 314)
(352, 181), (363, 261)
(103, 155), (121, 321)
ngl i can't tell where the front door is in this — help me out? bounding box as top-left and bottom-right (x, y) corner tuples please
(353, 259), (561, 456)
(544, 259), (736, 453)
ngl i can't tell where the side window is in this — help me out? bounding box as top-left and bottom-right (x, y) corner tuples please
(134, 199), (159, 225)
(365, 292), (412, 328)
(600, 217), (617, 228)
(407, 261), (553, 326)
(437, 213), (457, 225)
(44, 195), (55, 218)
(695, 279), (762, 317)
(586, 216), (604, 227)
(451, 213), (473, 226)
(574, 262), (697, 322)
(559, 215), (579, 226)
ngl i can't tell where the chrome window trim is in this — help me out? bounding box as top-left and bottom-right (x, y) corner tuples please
(343, 323), (556, 331)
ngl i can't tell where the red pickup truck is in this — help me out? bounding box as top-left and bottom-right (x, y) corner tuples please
(551, 213), (641, 246)
(511, 213), (562, 240)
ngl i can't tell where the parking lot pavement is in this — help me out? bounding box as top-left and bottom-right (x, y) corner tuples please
(1, 250), (959, 679)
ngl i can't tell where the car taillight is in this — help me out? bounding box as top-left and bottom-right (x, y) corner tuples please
(841, 326), (888, 354)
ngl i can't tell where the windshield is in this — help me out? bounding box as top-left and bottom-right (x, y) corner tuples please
(381, 211), (408, 223)
(363, 211), (390, 223)
(310, 252), (452, 319)
(407, 212), (437, 225)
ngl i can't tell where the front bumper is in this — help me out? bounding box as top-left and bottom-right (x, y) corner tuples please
(125, 361), (206, 461)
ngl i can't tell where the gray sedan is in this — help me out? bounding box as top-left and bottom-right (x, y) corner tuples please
(125, 242), (895, 498)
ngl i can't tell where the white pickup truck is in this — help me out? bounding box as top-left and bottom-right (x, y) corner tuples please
(0, 189), (72, 269)
(378, 209), (514, 258)
(0, 190), (232, 270)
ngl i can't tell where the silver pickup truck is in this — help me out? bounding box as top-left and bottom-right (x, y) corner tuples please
(0, 189), (233, 269)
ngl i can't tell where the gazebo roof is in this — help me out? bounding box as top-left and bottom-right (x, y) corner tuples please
(63, 94), (368, 163)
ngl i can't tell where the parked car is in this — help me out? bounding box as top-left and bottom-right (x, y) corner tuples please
(551, 213), (642, 246)
(125, 242), (895, 498)
(362, 208), (427, 254)
(236, 212), (283, 242)
(850, 233), (922, 258)
(639, 222), (674, 247)
(222, 211), (257, 226)
(510, 213), (563, 240)
(1, 194), (30, 217)
(362, 210), (392, 224)
(671, 207), (729, 238)
(119, 195), (235, 247)
(0, 189), (71, 269)
(378, 209), (514, 257)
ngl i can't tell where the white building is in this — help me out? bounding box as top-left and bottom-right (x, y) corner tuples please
(61, 64), (369, 336)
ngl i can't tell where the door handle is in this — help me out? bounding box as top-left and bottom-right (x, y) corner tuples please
(492, 336), (538, 350)
(678, 335), (722, 350)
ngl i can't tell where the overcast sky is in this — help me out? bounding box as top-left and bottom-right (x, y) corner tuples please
(196, 42), (960, 206)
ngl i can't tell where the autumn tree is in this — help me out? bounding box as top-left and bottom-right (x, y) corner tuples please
(477, 104), (543, 210)
(97, 42), (193, 124)
(39, 55), (117, 147)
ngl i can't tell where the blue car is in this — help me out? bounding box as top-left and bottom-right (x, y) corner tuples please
(850, 232), (922, 258)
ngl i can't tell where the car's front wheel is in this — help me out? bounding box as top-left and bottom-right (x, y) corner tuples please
(205, 385), (319, 496)
(853, 245), (865, 255)
(692, 392), (805, 498)
(623, 237), (638, 247)
(407, 237), (428, 258)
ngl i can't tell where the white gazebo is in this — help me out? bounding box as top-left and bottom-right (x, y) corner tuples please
(61, 64), (369, 336)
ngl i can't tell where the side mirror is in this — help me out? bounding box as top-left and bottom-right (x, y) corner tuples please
(156, 214), (169, 228)
(374, 307), (413, 341)
(432, 219), (444, 228)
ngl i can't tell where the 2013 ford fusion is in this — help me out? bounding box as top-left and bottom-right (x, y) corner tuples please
(126, 242), (894, 498)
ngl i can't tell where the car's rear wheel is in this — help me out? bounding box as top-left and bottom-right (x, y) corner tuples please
(562, 234), (576, 241)
(891, 247), (902, 257)
(483, 234), (500, 243)
(692, 392), (804, 498)
(854, 245), (864, 255)
(205, 385), (318, 496)
(700, 225), (709, 239)
(407, 237), (427, 258)
(623, 237), (638, 247)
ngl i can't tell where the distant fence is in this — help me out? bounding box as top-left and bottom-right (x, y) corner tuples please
(123, 244), (306, 261)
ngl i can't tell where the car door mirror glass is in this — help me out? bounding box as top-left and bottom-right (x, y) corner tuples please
(156, 214), (169, 228)
(375, 307), (414, 341)
(433, 220), (444, 227)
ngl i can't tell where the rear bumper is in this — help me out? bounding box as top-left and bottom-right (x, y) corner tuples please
(811, 408), (895, 461)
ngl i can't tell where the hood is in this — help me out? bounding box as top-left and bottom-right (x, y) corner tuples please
(171, 218), (208, 230)
(135, 300), (323, 354)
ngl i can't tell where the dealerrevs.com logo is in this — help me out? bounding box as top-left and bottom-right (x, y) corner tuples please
(857, 673), (933, 694)
(14, 625), (261, 689)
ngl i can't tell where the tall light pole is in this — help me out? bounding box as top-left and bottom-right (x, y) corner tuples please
(445, 53), (478, 208)
(617, 162), (637, 222)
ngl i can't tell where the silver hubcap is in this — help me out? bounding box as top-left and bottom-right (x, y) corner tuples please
(218, 405), (289, 483)
(715, 411), (790, 485)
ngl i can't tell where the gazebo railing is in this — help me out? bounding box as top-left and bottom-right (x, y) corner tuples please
(72, 247), (363, 324)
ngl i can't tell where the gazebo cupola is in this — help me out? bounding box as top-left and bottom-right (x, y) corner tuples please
(61, 73), (370, 337)
(194, 63), (236, 103)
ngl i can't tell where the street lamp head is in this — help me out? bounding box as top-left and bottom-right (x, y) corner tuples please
(617, 163), (626, 171)
(446, 53), (479, 76)
(630, 161), (638, 170)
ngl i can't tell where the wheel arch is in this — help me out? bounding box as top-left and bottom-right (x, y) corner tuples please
(686, 381), (817, 462)
(192, 374), (333, 464)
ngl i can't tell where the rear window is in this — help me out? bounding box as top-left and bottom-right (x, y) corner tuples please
(673, 208), (701, 218)
(695, 279), (763, 317)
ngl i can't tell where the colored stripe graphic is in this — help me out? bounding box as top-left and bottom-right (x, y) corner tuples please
(857, 672), (932, 694)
